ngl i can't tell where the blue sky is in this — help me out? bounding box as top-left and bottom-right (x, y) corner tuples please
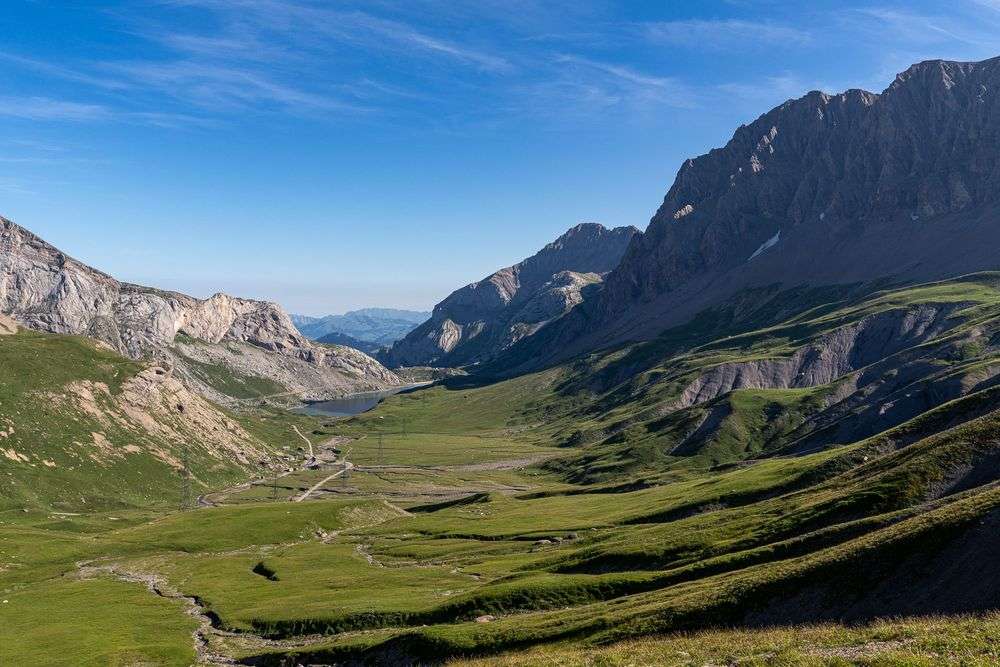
(2, 1), (1000, 314)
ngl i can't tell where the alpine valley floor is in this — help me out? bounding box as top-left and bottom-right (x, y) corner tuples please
(7, 275), (1000, 665)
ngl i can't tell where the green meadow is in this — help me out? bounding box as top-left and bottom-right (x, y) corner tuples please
(6, 274), (1000, 664)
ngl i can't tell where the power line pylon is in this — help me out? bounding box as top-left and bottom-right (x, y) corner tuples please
(180, 444), (193, 510)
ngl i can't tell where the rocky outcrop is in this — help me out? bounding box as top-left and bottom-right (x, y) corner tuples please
(75, 364), (272, 469)
(513, 57), (1000, 367)
(673, 304), (962, 410)
(0, 217), (400, 398)
(0, 313), (16, 335)
(384, 223), (637, 367)
(171, 336), (397, 403)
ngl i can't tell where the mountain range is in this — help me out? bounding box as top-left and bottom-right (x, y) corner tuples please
(493, 57), (1000, 372)
(291, 308), (429, 353)
(386, 57), (1000, 374)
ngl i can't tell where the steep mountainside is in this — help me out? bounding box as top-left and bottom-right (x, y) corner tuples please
(0, 327), (299, 510)
(292, 308), (429, 346)
(385, 223), (637, 367)
(0, 218), (400, 401)
(512, 57), (1000, 369)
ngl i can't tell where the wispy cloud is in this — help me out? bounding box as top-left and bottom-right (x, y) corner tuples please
(553, 54), (698, 109)
(850, 6), (1000, 50)
(151, 31), (291, 63)
(11, 0), (998, 138)
(403, 31), (510, 72)
(556, 55), (678, 89)
(0, 52), (129, 90)
(821, 3), (1000, 95)
(79, 0), (514, 124)
(322, 9), (513, 72)
(856, 8), (975, 44)
(0, 97), (113, 122)
(0, 95), (213, 128)
(643, 18), (812, 50)
(5, 139), (69, 153)
(156, 0), (512, 72)
(0, 0), (515, 132)
(105, 60), (365, 114)
(0, 177), (37, 196)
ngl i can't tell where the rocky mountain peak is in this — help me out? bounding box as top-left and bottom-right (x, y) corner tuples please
(544, 222), (631, 248)
(384, 222), (638, 367)
(888, 56), (999, 93)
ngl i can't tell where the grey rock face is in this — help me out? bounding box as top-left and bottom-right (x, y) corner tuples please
(384, 223), (638, 367)
(672, 304), (960, 411)
(0, 217), (400, 397)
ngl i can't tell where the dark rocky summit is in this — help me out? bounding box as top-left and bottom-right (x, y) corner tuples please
(384, 223), (638, 367)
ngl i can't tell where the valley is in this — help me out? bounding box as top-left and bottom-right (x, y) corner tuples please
(8, 272), (1000, 665)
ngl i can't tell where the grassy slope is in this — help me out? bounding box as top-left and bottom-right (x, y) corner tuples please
(172, 334), (288, 400)
(453, 613), (1000, 666)
(8, 275), (1000, 664)
(538, 273), (1000, 481)
(0, 577), (198, 667)
(0, 329), (325, 511)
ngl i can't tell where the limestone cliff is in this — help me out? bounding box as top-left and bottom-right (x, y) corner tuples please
(0, 217), (400, 400)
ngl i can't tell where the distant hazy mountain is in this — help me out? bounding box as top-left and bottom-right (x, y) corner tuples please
(291, 308), (430, 347)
